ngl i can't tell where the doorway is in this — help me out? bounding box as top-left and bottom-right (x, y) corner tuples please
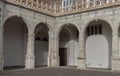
(59, 48), (67, 66)
(85, 20), (112, 69)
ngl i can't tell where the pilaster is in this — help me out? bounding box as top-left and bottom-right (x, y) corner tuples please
(48, 32), (54, 67)
(112, 32), (120, 70)
(77, 34), (86, 69)
(25, 33), (35, 69)
(51, 33), (59, 67)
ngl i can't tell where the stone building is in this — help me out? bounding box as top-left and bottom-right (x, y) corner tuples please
(0, 0), (120, 71)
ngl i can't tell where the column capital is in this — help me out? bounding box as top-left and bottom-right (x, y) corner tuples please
(28, 33), (35, 37)
(79, 33), (84, 38)
(26, 54), (35, 59)
(49, 32), (54, 39)
(49, 36), (59, 40)
(25, 54), (35, 69)
(112, 32), (118, 36)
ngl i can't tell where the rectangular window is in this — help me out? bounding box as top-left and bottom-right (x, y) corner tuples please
(64, 1), (66, 6)
(67, 0), (68, 5)
(70, 0), (71, 5)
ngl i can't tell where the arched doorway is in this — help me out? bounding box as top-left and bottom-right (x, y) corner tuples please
(3, 16), (28, 70)
(34, 23), (49, 68)
(85, 19), (112, 69)
(59, 24), (79, 66)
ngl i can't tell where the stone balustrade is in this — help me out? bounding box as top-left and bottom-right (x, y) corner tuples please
(6, 0), (120, 16)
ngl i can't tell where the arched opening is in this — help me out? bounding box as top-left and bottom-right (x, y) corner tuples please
(59, 24), (79, 66)
(85, 19), (112, 69)
(3, 16), (28, 70)
(34, 23), (49, 68)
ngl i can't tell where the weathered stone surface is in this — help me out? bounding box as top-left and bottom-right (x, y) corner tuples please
(0, 1), (120, 71)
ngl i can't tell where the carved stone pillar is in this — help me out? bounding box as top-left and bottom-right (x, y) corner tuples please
(25, 33), (35, 69)
(77, 34), (86, 69)
(48, 32), (54, 67)
(112, 32), (120, 70)
(51, 33), (59, 67)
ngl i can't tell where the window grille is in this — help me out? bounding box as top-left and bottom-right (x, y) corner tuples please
(86, 24), (102, 36)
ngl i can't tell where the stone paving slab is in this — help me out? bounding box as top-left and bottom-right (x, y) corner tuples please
(0, 68), (120, 76)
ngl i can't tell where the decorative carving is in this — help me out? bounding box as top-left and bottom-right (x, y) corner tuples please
(6, 0), (120, 16)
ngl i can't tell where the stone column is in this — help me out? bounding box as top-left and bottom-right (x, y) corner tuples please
(77, 34), (86, 69)
(0, 29), (3, 71)
(47, 32), (59, 67)
(51, 33), (59, 67)
(48, 32), (54, 67)
(25, 33), (35, 69)
(0, 2), (4, 70)
(112, 32), (120, 70)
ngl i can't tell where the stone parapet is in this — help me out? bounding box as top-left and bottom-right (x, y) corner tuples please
(5, 0), (120, 16)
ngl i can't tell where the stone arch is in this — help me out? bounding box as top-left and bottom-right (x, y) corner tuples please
(82, 19), (113, 35)
(60, 26), (73, 39)
(3, 15), (29, 29)
(56, 23), (80, 37)
(3, 14), (29, 29)
(84, 19), (112, 42)
(84, 19), (112, 69)
(3, 16), (28, 70)
(58, 23), (79, 66)
(34, 22), (53, 34)
(34, 22), (50, 68)
(34, 22), (49, 34)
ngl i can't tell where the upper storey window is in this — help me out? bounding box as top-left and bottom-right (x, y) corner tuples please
(62, 0), (73, 7)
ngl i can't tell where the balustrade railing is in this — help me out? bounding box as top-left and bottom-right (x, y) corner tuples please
(6, 0), (120, 16)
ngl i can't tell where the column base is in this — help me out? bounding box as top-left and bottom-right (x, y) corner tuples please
(50, 54), (59, 67)
(77, 58), (86, 69)
(25, 55), (35, 69)
(112, 58), (120, 71)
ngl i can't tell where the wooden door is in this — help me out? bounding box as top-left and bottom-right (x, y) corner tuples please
(59, 48), (67, 66)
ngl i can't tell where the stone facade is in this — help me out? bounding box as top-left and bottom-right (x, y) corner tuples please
(0, 0), (120, 71)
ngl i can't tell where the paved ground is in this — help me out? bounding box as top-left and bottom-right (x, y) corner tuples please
(0, 68), (120, 76)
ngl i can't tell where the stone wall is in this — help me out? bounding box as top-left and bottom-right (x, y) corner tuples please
(1, 1), (120, 71)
